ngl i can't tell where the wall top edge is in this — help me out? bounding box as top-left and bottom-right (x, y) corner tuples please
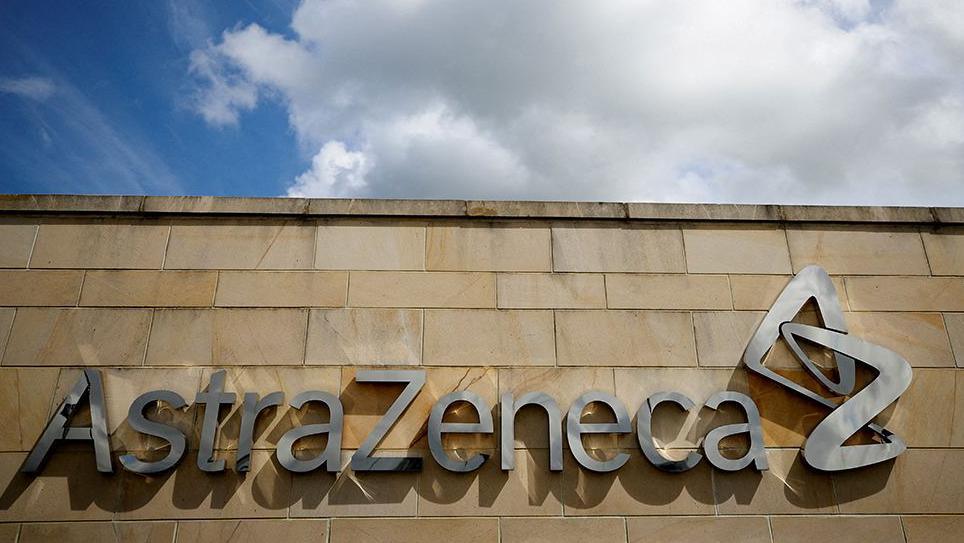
(0, 194), (960, 224)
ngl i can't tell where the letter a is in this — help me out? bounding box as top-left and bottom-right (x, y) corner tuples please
(22, 369), (112, 473)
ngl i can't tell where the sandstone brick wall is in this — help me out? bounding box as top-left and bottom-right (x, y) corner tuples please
(0, 196), (962, 542)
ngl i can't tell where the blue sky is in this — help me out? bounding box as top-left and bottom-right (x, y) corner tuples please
(1, 1), (962, 204)
(0, 1), (301, 196)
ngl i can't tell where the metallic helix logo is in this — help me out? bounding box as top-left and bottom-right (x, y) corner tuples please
(743, 265), (913, 471)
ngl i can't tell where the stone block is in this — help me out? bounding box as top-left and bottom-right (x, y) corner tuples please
(0, 223), (36, 268)
(0, 194), (142, 213)
(606, 274), (731, 310)
(116, 450), (288, 519)
(309, 198), (465, 217)
(833, 449), (964, 513)
(0, 270), (83, 306)
(341, 366), (497, 449)
(423, 310), (555, 366)
(880, 369), (958, 447)
(769, 516), (905, 543)
(730, 274), (848, 311)
(0, 368), (60, 451)
(714, 449), (836, 514)
(315, 223), (424, 270)
(2, 308), (151, 366)
(497, 273), (606, 309)
(846, 312), (955, 367)
(215, 271), (347, 307)
(946, 313), (964, 367)
(788, 228), (930, 275)
(683, 226), (791, 274)
(330, 518), (498, 543)
(0, 451), (120, 521)
(561, 450), (715, 515)
(555, 311), (696, 367)
(846, 277), (964, 311)
(175, 520), (326, 543)
(934, 207), (964, 224)
(0, 309), (11, 359)
(418, 449), (563, 516)
(779, 205), (933, 223)
(693, 311), (765, 367)
(81, 271), (217, 307)
(165, 221), (314, 269)
(19, 522), (174, 543)
(469, 200), (626, 218)
(627, 517), (770, 543)
(628, 202), (781, 221)
(143, 195), (308, 215)
(289, 450), (417, 517)
(427, 224), (551, 271)
(30, 222), (168, 269)
(306, 308), (421, 365)
(902, 516), (964, 542)
(955, 371), (964, 446)
(551, 226), (684, 273)
(501, 517), (626, 543)
(348, 271), (495, 308)
(922, 230), (964, 275)
(145, 309), (307, 366)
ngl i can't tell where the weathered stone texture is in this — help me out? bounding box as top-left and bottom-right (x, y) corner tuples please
(145, 308), (307, 365)
(497, 273), (606, 309)
(18, 522), (175, 543)
(552, 226), (684, 272)
(922, 229), (964, 275)
(606, 274), (731, 309)
(165, 221), (314, 269)
(555, 310), (696, 366)
(330, 518), (498, 543)
(787, 227), (930, 275)
(501, 517), (626, 543)
(769, 516), (905, 543)
(0, 223), (36, 268)
(683, 226), (791, 274)
(627, 517), (770, 543)
(423, 309), (555, 366)
(315, 223), (425, 270)
(306, 308), (421, 365)
(427, 225), (551, 271)
(31, 222), (169, 269)
(2, 308), (152, 366)
(81, 270), (217, 307)
(846, 276), (964, 311)
(349, 271), (495, 308)
(0, 270), (83, 306)
(215, 271), (347, 307)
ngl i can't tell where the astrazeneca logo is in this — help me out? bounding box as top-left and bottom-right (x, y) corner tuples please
(20, 265), (911, 477)
(744, 265), (913, 471)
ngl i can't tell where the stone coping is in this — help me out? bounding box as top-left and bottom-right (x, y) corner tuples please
(0, 194), (961, 224)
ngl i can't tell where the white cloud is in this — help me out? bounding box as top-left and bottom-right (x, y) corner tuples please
(190, 0), (964, 204)
(0, 76), (56, 101)
(287, 140), (370, 197)
(188, 48), (259, 127)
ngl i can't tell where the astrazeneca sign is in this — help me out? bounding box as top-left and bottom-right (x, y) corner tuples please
(21, 266), (913, 477)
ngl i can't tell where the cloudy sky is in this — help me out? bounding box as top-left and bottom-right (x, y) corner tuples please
(1, 1), (962, 204)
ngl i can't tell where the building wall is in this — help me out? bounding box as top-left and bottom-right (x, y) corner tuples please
(0, 196), (962, 542)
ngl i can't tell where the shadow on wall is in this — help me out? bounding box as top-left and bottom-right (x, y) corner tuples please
(0, 365), (896, 517)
